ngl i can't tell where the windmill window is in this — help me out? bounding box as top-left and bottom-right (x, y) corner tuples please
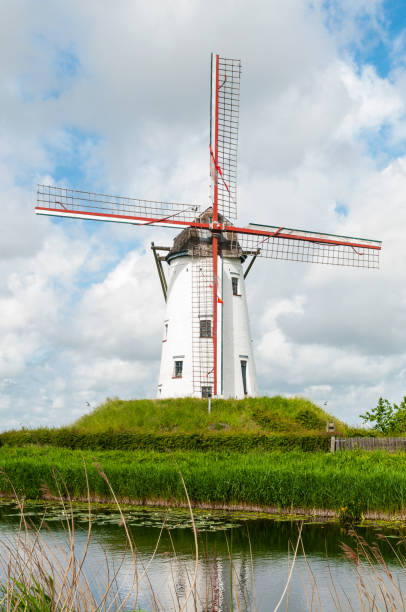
(200, 319), (212, 338)
(232, 277), (239, 295)
(202, 386), (212, 398)
(163, 322), (168, 342)
(240, 360), (248, 395)
(173, 360), (183, 378)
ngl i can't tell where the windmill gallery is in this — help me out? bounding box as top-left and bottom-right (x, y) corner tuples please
(35, 54), (381, 400)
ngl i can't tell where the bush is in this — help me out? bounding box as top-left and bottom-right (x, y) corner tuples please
(338, 500), (364, 525)
(295, 409), (325, 430)
(0, 429), (330, 453)
(251, 407), (285, 431)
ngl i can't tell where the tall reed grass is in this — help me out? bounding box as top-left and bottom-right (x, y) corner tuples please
(1, 464), (406, 611)
(1, 447), (406, 514)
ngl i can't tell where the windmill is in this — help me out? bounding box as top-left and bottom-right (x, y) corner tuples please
(35, 53), (381, 400)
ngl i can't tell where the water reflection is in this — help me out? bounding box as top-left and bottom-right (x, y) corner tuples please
(0, 501), (405, 611)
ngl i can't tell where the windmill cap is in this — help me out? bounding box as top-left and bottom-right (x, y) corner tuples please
(166, 207), (245, 263)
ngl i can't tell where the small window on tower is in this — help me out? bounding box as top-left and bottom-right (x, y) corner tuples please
(173, 360), (183, 378)
(232, 277), (239, 295)
(200, 319), (212, 338)
(202, 386), (212, 398)
(240, 360), (248, 395)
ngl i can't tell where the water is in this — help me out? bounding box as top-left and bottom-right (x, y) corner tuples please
(0, 500), (405, 611)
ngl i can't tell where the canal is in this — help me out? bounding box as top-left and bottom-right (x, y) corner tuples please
(0, 500), (405, 610)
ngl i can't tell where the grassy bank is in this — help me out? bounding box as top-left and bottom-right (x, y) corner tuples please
(71, 396), (349, 434)
(0, 397), (367, 452)
(1, 447), (406, 514)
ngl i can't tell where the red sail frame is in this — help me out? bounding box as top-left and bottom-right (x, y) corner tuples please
(35, 53), (382, 401)
(212, 54), (220, 396)
(35, 188), (381, 399)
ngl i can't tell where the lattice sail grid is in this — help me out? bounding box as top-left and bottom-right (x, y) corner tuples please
(235, 232), (380, 268)
(191, 253), (214, 397)
(216, 57), (241, 221)
(37, 185), (200, 225)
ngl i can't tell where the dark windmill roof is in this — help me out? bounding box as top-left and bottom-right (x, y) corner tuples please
(166, 207), (244, 263)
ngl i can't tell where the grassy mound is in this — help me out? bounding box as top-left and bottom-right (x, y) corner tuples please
(72, 396), (348, 435)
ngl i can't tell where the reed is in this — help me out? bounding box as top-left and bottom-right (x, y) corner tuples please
(1, 465), (406, 611)
(1, 447), (406, 514)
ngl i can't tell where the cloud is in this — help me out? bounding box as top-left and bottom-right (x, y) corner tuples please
(1, 0), (406, 429)
(68, 250), (164, 362)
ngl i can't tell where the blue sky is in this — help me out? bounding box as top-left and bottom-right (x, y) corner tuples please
(41, 0), (405, 265)
(1, 0), (406, 429)
(351, 0), (406, 77)
(39, 1), (406, 189)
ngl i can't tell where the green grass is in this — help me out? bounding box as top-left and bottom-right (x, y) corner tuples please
(1, 446), (406, 513)
(72, 396), (349, 434)
(0, 396), (367, 453)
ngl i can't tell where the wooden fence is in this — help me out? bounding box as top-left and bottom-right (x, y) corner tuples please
(332, 436), (406, 452)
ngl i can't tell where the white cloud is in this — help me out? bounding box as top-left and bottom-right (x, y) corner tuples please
(68, 250), (164, 361)
(1, 0), (406, 429)
(339, 63), (403, 137)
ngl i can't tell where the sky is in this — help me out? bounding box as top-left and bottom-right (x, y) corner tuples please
(1, 0), (406, 430)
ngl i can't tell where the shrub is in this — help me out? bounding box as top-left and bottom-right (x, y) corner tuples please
(251, 408), (285, 431)
(0, 429), (330, 452)
(294, 409), (325, 430)
(338, 500), (364, 525)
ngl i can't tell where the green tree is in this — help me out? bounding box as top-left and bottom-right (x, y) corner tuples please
(391, 397), (406, 432)
(360, 397), (406, 434)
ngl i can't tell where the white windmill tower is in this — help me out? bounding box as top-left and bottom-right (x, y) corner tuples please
(154, 206), (258, 399)
(35, 53), (382, 400)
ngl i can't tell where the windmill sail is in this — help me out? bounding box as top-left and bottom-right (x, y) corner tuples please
(210, 54), (241, 221)
(34, 53), (383, 402)
(36, 185), (201, 229)
(227, 223), (381, 268)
